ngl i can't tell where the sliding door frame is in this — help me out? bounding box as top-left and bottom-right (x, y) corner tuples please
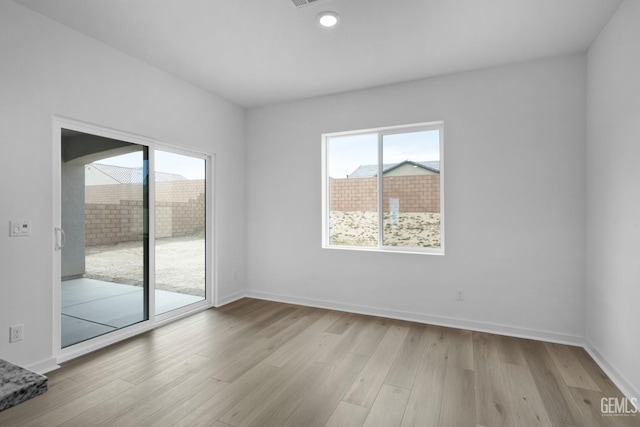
(52, 116), (216, 364)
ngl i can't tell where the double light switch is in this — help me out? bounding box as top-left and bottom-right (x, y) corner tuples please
(10, 220), (31, 237)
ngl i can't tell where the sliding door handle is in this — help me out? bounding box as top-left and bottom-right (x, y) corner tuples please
(54, 227), (66, 251)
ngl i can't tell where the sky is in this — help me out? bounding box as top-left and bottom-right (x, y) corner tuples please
(98, 150), (206, 180)
(327, 130), (440, 178)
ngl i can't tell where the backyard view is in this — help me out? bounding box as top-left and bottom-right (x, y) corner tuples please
(327, 126), (442, 249)
(85, 156), (205, 298)
(84, 156), (206, 300)
(61, 133), (208, 347)
(329, 211), (441, 248)
(85, 233), (205, 297)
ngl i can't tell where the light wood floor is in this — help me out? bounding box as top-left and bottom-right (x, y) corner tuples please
(1, 298), (636, 427)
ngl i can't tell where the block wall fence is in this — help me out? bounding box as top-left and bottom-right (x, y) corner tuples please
(330, 175), (440, 213)
(84, 180), (205, 246)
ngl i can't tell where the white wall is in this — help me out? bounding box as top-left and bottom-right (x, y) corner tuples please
(0, 1), (246, 370)
(586, 0), (640, 399)
(246, 55), (587, 343)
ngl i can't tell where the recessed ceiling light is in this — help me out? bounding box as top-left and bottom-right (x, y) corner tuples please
(318, 11), (339, 28)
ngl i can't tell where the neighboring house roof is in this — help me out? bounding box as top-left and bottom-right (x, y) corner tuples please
(87, 163), (188, 184)
(348, 160), (440, 178)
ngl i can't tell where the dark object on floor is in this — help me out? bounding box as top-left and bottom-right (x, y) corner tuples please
(0, 359), (48, 411)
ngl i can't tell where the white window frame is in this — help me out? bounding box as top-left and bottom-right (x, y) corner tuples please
(322, 121), (444, 255)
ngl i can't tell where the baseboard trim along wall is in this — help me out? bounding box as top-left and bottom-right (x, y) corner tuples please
(31, 290), (636, 405)
(245, 290), (583, 345)
(216, 290), (247, 307)
(26, 358), (59, 375)
(584, 341), (640, 409)
(241, 289), (637, 403)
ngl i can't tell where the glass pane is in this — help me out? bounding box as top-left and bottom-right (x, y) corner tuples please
(327, 133), (378, 247)
(61, 130), (148, 348)
(154, 150), (206, 315)
(382, 130), (441, 248)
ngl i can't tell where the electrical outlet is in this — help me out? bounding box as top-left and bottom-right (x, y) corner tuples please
(10, 324), (23, 343)
(456, 289), (464, 301)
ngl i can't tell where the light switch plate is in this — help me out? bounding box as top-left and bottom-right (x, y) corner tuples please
(9, 220), (31, 237)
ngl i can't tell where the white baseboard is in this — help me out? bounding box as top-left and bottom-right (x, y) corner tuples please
(244, 290), (584, 346)
(26, 358), (60, 375)
(216, 290), (247, 307)
(584, 341), (640, 405)
(218, 290), (638, 403)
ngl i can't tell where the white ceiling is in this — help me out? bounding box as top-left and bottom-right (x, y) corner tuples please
(15, 0), (622, 107)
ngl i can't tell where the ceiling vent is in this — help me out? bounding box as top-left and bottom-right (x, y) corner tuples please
(290, 0), (326, 8)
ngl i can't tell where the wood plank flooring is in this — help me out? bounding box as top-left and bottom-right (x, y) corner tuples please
(1, 298), (636, 427)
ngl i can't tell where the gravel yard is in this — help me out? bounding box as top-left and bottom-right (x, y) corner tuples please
(85, 234), (205, 297)
(329, 211), (441, 248)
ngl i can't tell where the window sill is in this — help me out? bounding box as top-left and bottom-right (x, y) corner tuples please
(322, 245), (444, 256)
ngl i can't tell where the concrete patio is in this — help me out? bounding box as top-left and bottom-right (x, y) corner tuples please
(61, 278), (203, 347)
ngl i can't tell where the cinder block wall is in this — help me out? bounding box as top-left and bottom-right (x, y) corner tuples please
(84, 180), (205, 246)
(329, 175), (440, 213)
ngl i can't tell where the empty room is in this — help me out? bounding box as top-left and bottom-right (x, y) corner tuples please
(0, 0), (638, 425)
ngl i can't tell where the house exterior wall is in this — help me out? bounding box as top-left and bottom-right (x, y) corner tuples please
(384, 164), (437, 177)
(85, 165), (120, 186)
(61, 162), (86, 278)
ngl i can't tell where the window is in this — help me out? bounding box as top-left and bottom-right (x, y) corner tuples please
(322, 122), (443, 254)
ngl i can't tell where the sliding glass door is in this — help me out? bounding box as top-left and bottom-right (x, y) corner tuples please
(60, 130), (149, 347)
(58, 127), (210, 349)
(154, 150), (206, 315)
